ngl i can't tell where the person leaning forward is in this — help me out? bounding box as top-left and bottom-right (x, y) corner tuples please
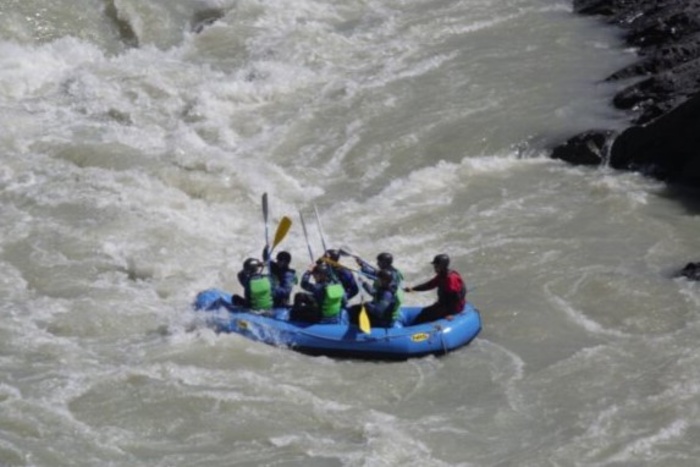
(403, 254), (467, 325)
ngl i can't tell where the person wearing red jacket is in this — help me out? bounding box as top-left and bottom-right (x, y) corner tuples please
(403, 253), (467, 325)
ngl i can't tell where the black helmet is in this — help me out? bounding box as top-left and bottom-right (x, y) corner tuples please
(276, 251), (291, 263)
(377, 268), (393, 283)
(324, 249), (340, 261)
(243, 257), (262, 274)
(377, 252), (393, 267)
(431, 254), (450, 268)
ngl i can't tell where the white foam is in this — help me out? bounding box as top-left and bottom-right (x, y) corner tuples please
(1, 1), (699, 465)
(0, 38), (104, 99)
(608, 420), (689, 463)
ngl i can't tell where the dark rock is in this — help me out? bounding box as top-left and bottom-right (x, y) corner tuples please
(573, 0), (648, 19)
(678, 262), (700, 280)
(559, 0), (700, 275)
(550, 0), (700, 191)
(610, 92), (700, 185)
(551, 130), (616, 165)
(611, 61), (700, 125)
(607, 33), (700, 80)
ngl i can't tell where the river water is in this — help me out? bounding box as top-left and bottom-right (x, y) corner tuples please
(2, 0), (700, 465)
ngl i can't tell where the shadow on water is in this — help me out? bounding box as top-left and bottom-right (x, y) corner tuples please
(658, 183), (700, 280)
(659, 183), (700, 215)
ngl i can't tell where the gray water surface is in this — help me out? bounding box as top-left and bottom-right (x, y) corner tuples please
(2, 0), (699, 465)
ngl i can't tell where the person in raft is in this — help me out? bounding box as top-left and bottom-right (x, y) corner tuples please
(263, 248), (299, 307)
(322, 249), (359, 301)
(232, 258), (274, 311)
(348, 268), (402, 328)
(403, 253), (467, 325)
(290, 262), (347, 323)
(356, 251), (404, 289)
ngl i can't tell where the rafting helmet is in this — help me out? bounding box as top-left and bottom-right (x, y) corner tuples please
(377, 252), (393, 268)
(276, 251), (291, 264)
(243, 257), (262, 274)
(431, 254), (450, 268)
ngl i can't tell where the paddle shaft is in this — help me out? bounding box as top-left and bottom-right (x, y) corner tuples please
(299, 210), (315, 263)
(319, 257), (376, 280)
(313, 204), (329, 253)
(262, 193), (270, 252)
(339, 247), (370, 268)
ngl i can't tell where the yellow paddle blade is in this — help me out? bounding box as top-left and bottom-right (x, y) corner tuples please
(359, 305), (371, 334)
(272, 216), (292, 250)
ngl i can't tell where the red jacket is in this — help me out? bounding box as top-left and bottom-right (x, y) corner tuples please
(413, 270), (467, 312)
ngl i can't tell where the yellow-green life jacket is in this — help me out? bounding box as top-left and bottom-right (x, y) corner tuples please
(249, 276), (273, 310)
(321, 283), (344, 318)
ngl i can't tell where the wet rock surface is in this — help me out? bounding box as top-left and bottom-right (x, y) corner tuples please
(552, 0), (700, 190)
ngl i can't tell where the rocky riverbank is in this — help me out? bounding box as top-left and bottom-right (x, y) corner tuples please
(551, 0), (700, 191)
(551, 0), (700, 280)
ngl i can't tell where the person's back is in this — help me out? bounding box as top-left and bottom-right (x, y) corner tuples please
(347, 268), (401, 328)
(324, 249), (359, 300)
(366, 269), (401, 327)
(269, 251), (298, 307)
(233, 257), (273, 310)
(319, 280), (345, 323)
(292, 263), (346, 323)
(435, 269), (466, 311)
(334, 267), (358, 300)
(248, 272), (273, 310)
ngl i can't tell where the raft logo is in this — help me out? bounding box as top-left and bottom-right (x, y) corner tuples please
(411, 332), (429, 342)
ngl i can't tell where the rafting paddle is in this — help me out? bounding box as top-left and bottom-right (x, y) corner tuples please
(319, 256), (376, 280)
(339, 247), (369, 266)
(270, 216), (292, 254)
(359, 300), (371, 334)
(313, 204), (329, 253)
(339, 247), (357, 258)
(262, 194), (292, 271)
(262, 193), (270, 253)
(299, 210), (315, 263)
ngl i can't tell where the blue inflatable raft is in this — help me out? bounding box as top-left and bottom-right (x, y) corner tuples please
(193, 288), (482, 360)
